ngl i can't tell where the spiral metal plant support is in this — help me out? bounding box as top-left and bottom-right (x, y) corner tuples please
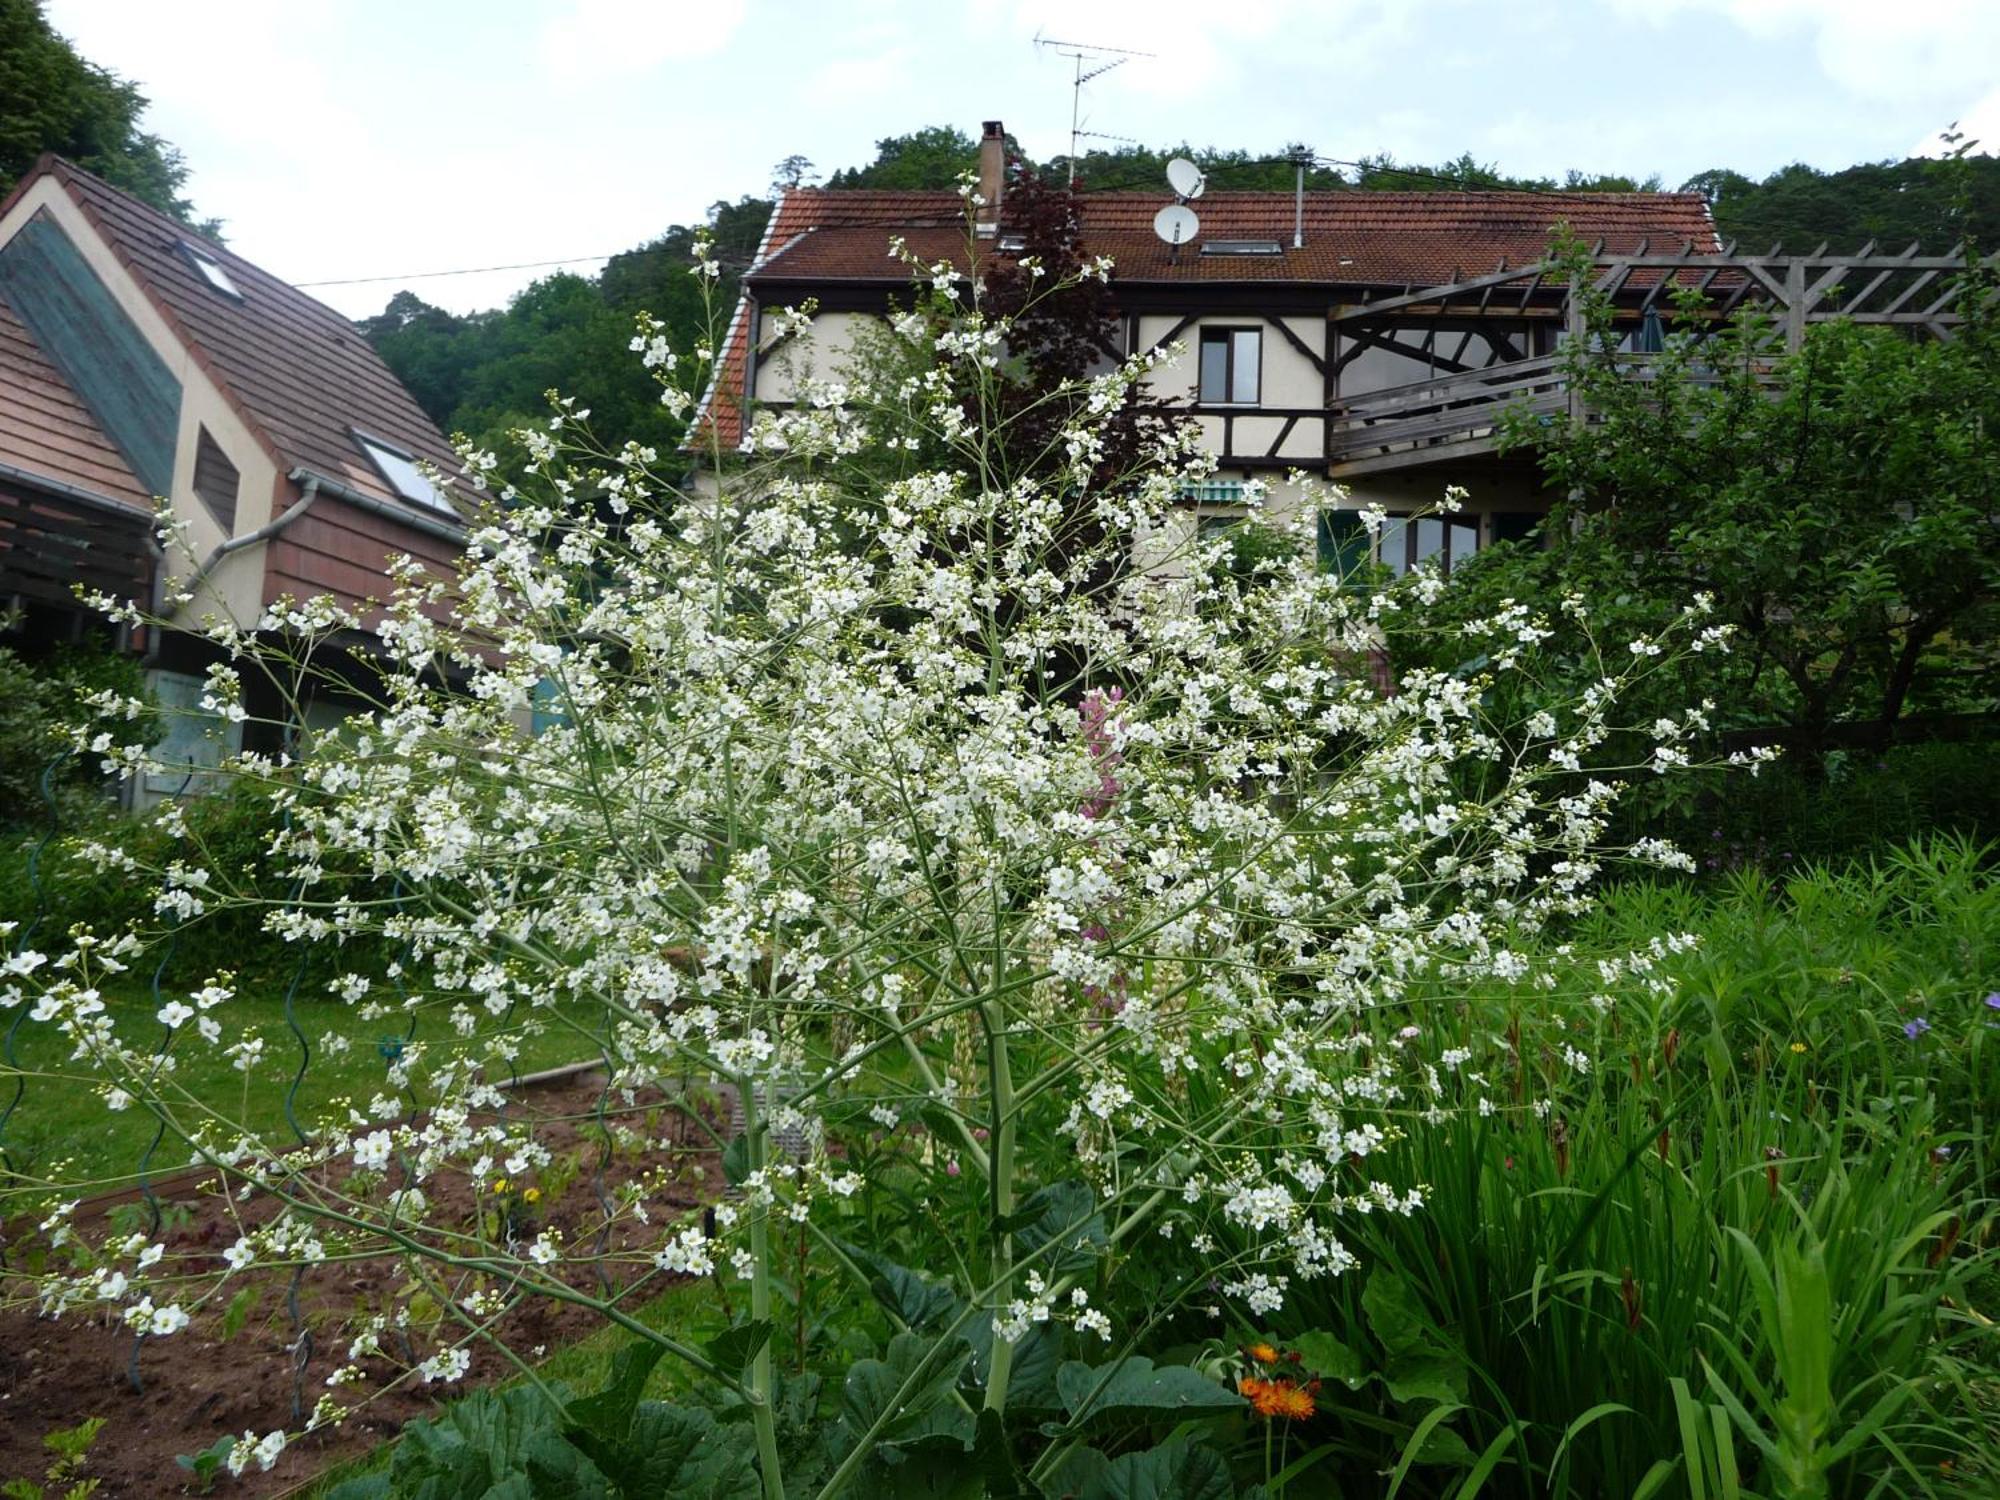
(0, 750), (69, 1182)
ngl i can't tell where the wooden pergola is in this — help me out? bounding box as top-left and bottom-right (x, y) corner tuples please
(1325, 242), (1986, 477)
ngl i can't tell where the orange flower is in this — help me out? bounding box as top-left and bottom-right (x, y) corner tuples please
(1237, 1374), (1269, 1400)
(1243, 1341), (1280, 1366)
(1247, 1377), (1318, 1421)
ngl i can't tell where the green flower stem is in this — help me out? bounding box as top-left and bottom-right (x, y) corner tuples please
(739, 1075), (788, 1500)
(981, 997), (1016, 1415)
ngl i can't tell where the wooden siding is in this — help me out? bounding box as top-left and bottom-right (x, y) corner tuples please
(0, 474), (153, 609)
(0, 211), (180, 497)
(191, 426), (239, 532)
(263, 497), (461, 622)
(0, 291), (153, 512)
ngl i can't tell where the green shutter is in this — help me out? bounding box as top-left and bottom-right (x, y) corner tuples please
(1317, 510), (1369, 576)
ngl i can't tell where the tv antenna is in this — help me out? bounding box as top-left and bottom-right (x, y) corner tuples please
(1034, 32), (1153, 183)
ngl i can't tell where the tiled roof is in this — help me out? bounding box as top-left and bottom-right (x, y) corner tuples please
(751, 189), (1720, 287)
(702, 186), (1719, 447)
(41, 157), (464, 514)
(0, 288), (152, 512)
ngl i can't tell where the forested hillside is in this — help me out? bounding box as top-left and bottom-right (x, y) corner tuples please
(362, 126), (2000, 457)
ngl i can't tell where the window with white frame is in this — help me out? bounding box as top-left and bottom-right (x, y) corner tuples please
(1198, 326), (1260, 405)
(353, 431), (452, 512)
(178, 241), (242, 299)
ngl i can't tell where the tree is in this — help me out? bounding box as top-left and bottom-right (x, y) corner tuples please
(1420, 245), (2000, 770)
(1684, 154), (2000, 252)
(770, 152), (816, 193)
(825, 124), (980, 189)
(976, 166), (1176, 489)
(0, 0), (209, 228)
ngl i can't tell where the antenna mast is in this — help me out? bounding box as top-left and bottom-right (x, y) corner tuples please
(1034, 32), (1153, 184)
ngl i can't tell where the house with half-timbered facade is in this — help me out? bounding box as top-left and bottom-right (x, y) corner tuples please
(700, 121), (1971, 575)
(0, 155), (471, 791)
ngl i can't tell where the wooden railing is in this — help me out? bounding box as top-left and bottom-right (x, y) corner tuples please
(1328, 354), (1570, 473)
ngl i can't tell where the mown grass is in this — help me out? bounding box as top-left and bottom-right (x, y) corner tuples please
(0, 978), (600, 1196)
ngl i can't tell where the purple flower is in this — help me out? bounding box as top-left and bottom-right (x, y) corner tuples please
(1903, 1017), (1931, 1040)
(1985, 993), (2000, 1010)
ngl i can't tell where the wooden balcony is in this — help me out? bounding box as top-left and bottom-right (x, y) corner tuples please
(1323, 244), (1983, 478)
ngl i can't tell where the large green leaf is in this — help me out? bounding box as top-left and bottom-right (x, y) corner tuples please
(1361, 1269), (1432, 1359)
(1012, 1180), (1108, 1274)
(705, 1318), (775, 1380)
(835, 1240), (966, 1332)
(1290, 1332), (1366, 1390)
(967, 1315), (1063, 1410)
(1069, 1436), (1237, 1500)
(391, 1386), (567, 1497)
(519, 1432), (610, 1500)
(1384, 1353), (1469, 1408)
(1056, 1355), (1244, 1429)
(563, 1339), (663, 1445)
(617, 1402), (758, 1498)
(842, 1333), (974, 1442)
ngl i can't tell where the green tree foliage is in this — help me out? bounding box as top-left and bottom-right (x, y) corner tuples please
(360, 196), (774, 457)
(824, 125), (981, 189)
(1406, 247), (2000, 770)
(0, 0), (209, 228)
(1685, 152), (2000, 251)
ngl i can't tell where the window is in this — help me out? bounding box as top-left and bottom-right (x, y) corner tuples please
(192, 427), (239, 531)
(1198, 327), (1260, 405)
(178, 241), (241, 299)
(354, 431), (451, 512)
(1376, 512), (1481, 576)
(1320, 510), (1485, 578)
(1199, 240), (1284, 256)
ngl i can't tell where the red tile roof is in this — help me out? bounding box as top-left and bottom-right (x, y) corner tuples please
(753, 189), (1719, 286)
(39, 157), (464, 514)
(0, 289), (153, 512)
(701, 186), (1719, 447)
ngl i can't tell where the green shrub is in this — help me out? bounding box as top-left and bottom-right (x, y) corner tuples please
(0, 638), (153, 831)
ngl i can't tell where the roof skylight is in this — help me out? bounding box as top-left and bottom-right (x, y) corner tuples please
(1200, 240), (1285, 257)
(179, 241), (242, 298)
(354, 432), (451, 512)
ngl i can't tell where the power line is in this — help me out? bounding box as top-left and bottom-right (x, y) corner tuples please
(295, 252), (626, 288)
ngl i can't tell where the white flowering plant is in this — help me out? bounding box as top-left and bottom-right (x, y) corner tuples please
(0, 220), (1735, 1496)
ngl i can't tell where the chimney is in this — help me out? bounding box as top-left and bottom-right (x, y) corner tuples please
(977, 120), (1005, 233)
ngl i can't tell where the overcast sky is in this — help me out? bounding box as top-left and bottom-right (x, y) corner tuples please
(42, 0), (1999, 319)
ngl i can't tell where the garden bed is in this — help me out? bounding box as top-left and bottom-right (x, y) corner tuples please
(0, 1068), (725, 1498)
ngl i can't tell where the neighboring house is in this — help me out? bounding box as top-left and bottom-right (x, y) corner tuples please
(701, 120), (1964, 576)
(0, 156), (470, 792)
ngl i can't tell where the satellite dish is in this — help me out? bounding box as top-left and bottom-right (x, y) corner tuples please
(1153, 203), (1200, 246)
(1165, 157), (1206, 199)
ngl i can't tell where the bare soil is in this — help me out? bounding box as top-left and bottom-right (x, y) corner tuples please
(0, 1069), (723, 1498)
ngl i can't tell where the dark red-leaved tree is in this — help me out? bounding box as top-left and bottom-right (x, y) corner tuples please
(976, 164), (1180, 489)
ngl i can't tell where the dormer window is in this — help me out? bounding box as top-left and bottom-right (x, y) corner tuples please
(179, 241), (242, 299)
(353, 430), (451, 512)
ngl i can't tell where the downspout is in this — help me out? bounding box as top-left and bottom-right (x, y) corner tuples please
(176, 473), (325, 614)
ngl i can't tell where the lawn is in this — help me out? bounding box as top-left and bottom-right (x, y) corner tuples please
(0, 974), (602, 1195)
